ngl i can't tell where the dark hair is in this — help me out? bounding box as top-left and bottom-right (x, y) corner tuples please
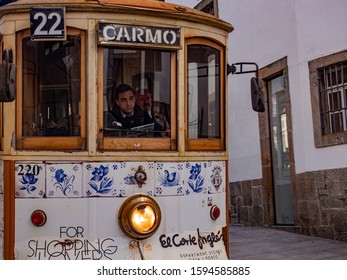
(113, 83), (134, 100)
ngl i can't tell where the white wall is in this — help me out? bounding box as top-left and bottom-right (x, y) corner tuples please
(222, 0), (297, 181)
(289, 0), (347, 173)
(223, 0), (347, 180)
(169, 0), (347, 180)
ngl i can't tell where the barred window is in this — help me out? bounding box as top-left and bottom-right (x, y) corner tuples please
(318, 62), (347, 135)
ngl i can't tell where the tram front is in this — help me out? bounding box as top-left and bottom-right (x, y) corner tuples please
(0, 0), (233, 260)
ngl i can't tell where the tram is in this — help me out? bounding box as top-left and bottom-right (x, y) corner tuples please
(0, 0), (233, 260)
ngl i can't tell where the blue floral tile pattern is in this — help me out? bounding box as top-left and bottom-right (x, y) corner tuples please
(15, 163), (45, 198)
(46, 163), (82, 198)
(83, 163), (116, 197)
(184, 162), (207, 195)
(12, 160), (226, 199)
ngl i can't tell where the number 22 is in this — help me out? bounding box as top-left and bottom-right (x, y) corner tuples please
(33, 12), (63, 36)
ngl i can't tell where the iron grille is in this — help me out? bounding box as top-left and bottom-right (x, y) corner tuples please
(318, 61), (347, 135)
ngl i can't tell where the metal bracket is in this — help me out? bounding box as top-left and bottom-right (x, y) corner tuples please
(228, 62), (259, 80)
(228, 62), (265, 112)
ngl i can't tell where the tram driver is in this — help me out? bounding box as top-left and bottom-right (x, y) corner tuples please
(105, 83), (170, 137)
(109, 83), (145, 130)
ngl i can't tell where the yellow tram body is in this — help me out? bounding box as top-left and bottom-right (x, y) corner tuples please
(0, 0), (233, 260)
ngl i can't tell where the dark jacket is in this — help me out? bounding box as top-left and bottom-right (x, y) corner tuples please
(111, 105), (146, 129)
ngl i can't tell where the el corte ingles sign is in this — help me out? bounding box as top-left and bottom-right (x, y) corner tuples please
(98, 22), (181, 49)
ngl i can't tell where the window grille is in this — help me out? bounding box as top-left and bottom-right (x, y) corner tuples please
(318, 61), (347, 135)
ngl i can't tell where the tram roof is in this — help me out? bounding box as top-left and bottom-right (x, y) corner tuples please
(0, 0), (233, 33)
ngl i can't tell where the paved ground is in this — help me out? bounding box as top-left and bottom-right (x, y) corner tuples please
(228, 225), (347, 260)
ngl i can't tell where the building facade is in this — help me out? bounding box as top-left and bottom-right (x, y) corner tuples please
(171, 0), (347, 241)
(227, 0), (347, 241)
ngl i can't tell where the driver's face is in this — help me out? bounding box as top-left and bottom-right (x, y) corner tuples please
(116, 90), (135, 115)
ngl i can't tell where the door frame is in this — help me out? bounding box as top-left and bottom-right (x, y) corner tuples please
(258, 57), (299, 226)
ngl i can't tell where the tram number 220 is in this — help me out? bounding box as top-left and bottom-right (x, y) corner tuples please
(30, 8), (66, 40)
(16, 164), (42, 176)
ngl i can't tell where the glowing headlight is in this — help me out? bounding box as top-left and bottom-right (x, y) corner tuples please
(118, 194), (161, 239)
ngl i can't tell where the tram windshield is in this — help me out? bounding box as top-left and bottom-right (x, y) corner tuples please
(103, 48), (171, 138)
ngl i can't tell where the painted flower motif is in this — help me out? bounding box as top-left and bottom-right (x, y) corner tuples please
(87, 164), (114, 195)
(188, 176), (204, 193)
(72, 165), (79, 172)
(155, 187), (163, 195)
(55, 169), (67, 183)
(156, 163), (164, 170)
(189, 164), (201, 180)
(53, 169), (75, 196)
(88, 176), (113, 194)
(91, 165), (108, 182)
(187, 163), (204, 193)
(20, 173), (38, 185)
(19, 174), (39, 194)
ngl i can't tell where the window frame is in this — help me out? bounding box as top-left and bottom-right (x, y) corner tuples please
(16, 28), (86, 150)
(97, 47), (177, 151)
(185, 37), (226, 151)
(309, 50), (347, 148)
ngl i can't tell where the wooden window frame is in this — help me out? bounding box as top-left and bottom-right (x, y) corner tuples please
(309, 50), (347, 148)
(16, 28), (86, 150)
(97, 48), (177, 151)
(185, 37), (226, 151)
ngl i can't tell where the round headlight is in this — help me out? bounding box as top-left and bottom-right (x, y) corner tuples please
(118, 194), (161, 239)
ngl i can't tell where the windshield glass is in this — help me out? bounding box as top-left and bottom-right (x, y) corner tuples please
(103, 48), (171, 138)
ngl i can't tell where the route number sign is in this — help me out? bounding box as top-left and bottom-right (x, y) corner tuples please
(30, 8), (66, 41)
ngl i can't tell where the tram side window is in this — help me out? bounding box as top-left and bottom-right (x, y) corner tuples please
(22, 36), (81, 137)
(187, 39), (225, 151)
(102, 48), (171, 138)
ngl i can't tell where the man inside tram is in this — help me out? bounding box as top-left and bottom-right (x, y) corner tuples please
(110, 83), (145, 130)
(105, 82), (170, 137)
(104, 83), (153, 137)
(135, 88), (170, 137)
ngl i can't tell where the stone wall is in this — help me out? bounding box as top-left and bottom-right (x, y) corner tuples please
(296, 168), (347, 241)
(229, 179), (264, 226)
(229, 167), (347, 242)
